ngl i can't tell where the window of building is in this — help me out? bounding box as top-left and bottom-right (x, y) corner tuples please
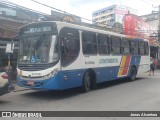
(82, 31), (97, 55)
(98, 34), (110, 55)
(110, 19), (114, 22)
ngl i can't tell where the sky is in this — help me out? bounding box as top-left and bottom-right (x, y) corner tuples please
(2, 0), (160, 20)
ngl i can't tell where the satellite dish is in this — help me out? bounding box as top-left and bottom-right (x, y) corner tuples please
(112, 22), (123, 33)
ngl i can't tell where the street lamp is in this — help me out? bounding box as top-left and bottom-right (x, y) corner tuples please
(5, 43), (15, 91)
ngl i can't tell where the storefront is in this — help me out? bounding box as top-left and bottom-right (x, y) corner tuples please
(0, 38), (19, 80)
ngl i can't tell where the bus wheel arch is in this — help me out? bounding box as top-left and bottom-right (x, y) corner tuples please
(82, 69), (97, 92)
(129, 66), (137, 81)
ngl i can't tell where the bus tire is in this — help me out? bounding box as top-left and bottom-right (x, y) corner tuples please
(129, 66), (137, 81)
(91, 79), (97, 89)
(90, 70), (97, 89)
(82, 71), (91, 92)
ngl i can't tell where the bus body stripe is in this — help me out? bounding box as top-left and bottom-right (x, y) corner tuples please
(118, 56), (127, 77)
(118, 55), (131, 77)
(122, 55), (131, 75)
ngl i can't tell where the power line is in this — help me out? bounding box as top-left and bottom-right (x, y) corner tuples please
(149, 0), (160, 4)
(141, 0), (154, 5)
(0, 0), (49, 16)
(1, 0), (93, 22)
(29, 0), (93, 22)
(0, 0), (55, 22)
(30, 0), (67, 14)
(29, 0), (158, 34)
(142, 0), (160, 6)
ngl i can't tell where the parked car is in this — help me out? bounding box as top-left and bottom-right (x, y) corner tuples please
(0, 68), (9, 96)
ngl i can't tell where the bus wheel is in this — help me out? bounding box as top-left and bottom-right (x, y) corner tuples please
(82, 71), (91, 92)
(129, 67), (137, 81)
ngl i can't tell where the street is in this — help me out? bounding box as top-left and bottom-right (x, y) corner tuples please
(0, 0), (160, 120)
(1, 70), (160, 111)
(0, 70), (160, 120)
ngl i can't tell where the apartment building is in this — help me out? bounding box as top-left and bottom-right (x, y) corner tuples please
(92, 4), (138, 27)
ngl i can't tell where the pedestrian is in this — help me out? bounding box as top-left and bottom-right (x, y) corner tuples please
(149, 57), (155, 76)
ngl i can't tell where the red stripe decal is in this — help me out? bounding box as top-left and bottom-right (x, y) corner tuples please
(122, 55), (131, 75)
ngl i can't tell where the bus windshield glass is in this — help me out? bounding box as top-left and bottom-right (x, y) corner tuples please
(18, 35), (59, 64)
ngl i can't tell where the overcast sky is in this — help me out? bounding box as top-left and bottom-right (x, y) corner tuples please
(4, 0), (160, 20)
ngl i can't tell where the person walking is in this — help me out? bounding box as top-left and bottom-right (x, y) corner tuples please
(149, 57), (155, 76)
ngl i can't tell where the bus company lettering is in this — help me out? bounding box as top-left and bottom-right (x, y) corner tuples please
(99, 58), (118, 64)
(85, 61), (95, 65)
(31, 73), (42, 76)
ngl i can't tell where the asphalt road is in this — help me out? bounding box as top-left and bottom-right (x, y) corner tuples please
(0, 70), (160, 120)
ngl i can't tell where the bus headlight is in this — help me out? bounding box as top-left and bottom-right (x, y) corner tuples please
(43, 74), (51, 80)
(43, 68), (58, 80)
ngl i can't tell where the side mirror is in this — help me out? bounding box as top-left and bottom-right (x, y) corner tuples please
(5, 43), (14, 54)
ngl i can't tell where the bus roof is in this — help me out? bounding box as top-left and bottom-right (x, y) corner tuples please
(19, 21), (149, 41)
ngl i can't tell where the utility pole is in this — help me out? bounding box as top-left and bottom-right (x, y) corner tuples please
(158, 5), (160, 62)
(159, 5), (160, 42)
(158, 5), (160, 59)
(5, 43), (15, 91)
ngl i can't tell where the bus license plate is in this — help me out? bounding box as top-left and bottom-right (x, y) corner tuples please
(27, 81), (34, 85)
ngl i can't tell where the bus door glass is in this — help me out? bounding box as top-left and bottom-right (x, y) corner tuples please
(59, 27), (80, 67)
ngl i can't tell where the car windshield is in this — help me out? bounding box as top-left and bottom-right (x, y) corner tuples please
(18, 35), (59, 64)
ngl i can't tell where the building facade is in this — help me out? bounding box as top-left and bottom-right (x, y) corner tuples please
(92, 4), (138, 27)
(139, 12), (159, 31)
(0, 1), (51, 68)
(139, 12), (160, 62)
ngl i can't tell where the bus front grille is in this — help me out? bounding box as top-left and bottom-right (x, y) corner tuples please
(18, 63), (53, 71)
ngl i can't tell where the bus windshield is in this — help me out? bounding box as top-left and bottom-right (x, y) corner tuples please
(18, 35), (59, 64)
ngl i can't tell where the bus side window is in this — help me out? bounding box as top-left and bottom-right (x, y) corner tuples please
(82, 31), (97, 55)
(131, 40), (139, 55)
(122, 38), (130, 55)
(144, 42), (149, 55)
(98, 34), (110, 55)
(139, 40), (145, 55)
(110, 36), (121, 54)
(60, 37), (65, 55)
(59, 27), (80, 67)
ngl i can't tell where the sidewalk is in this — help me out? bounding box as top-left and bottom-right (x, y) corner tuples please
(137, 69), (160, 79)
(12, 83), (30, 92)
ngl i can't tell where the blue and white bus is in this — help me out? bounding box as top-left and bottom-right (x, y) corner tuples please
(17, 21), (150, 92)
